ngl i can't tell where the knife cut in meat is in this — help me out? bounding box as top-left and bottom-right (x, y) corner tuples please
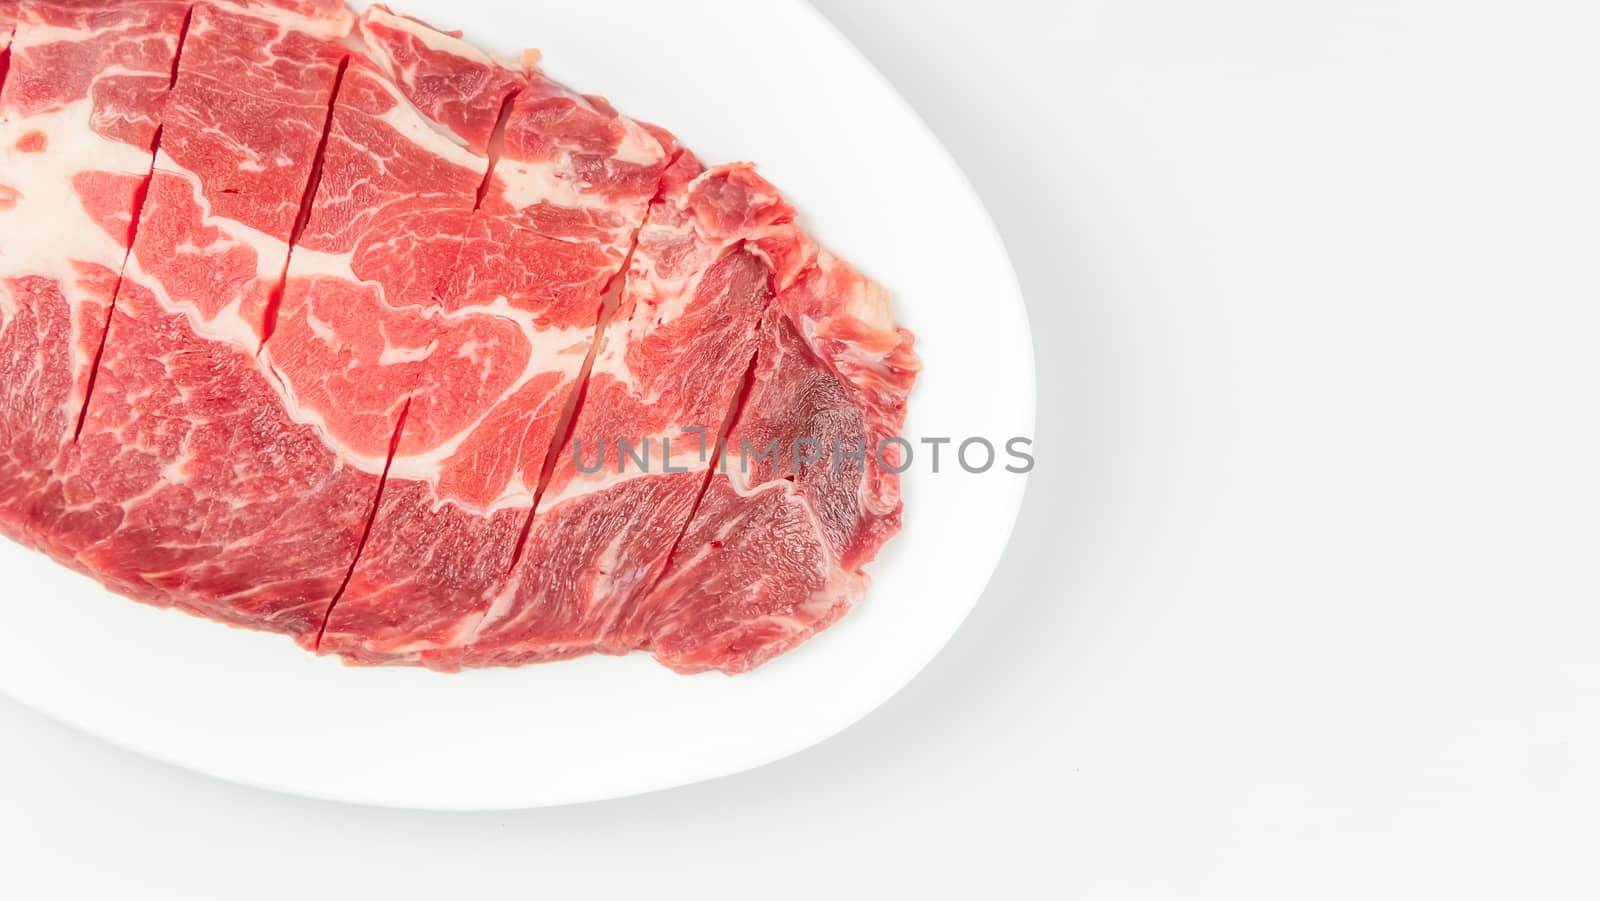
(39, 0), (357, 634)
(0, 0), (189, 548)
(315, 60), (672, 664)
(641, 253), (918, 672)
(0, 0), (919, 675)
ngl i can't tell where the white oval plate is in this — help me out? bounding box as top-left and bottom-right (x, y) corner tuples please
(0, 0), (1034, 810)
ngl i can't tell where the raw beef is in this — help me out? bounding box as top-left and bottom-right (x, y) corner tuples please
(0, 0), (188, 548)
(641, 253), (919, 672)
(0, 0), (920, 675)
(39, 0), (356, 634)
(434, 157), (814, 669)
(315, 51), (672, 663)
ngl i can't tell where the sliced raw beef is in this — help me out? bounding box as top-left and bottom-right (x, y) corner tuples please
(1, 0), (920, 675)
(47, 3), (533, 639)
(0, 0), (188, 548)
(640, 254), (919, 673)
(438, 158), (812, 667)
(317, 69), (671, 663)
(38, 0), (355, 632)
(260, 10), (526, 642)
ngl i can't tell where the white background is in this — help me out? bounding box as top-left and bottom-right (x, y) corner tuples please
(4, 0), (1597, 896)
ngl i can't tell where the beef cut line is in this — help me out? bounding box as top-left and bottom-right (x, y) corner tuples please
(0, 0), (919, 674)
